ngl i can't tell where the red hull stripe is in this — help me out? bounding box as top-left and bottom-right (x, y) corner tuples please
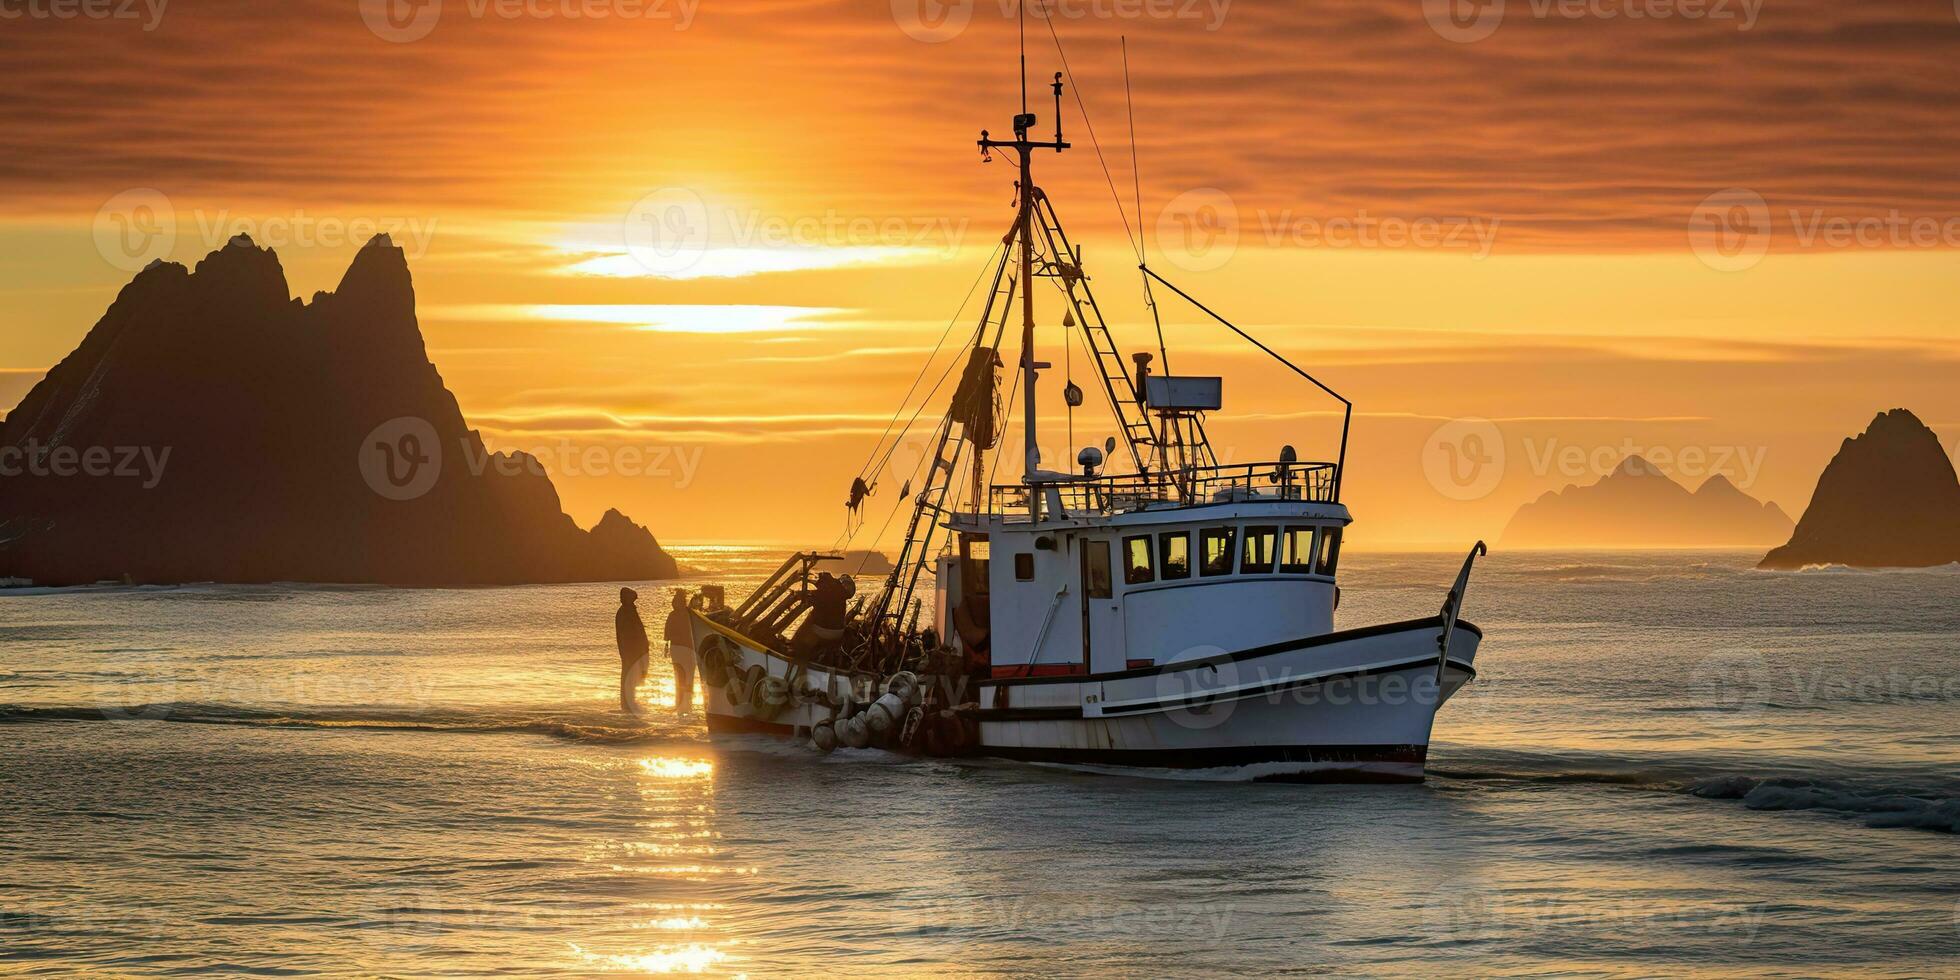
(990, 663), (1087, 679)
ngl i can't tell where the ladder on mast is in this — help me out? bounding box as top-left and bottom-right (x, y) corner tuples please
(1029, 190), (1216, 477)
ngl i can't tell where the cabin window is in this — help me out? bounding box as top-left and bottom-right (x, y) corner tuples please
(1200, 527), (1237, 577)
(1123, 535), (1155, 585)
(1280, 526), (1318, 574)
(1317, 527), (1343, 576)
(1014, 553), (1035, 581)
(1241, 526), (1278, 574)
(1159, 531), (1191, 580)
(1084, 540), (1113, 598)
(961, 535), (990, 596)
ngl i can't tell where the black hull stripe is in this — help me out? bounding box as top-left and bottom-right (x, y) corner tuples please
(705, 712), (798, 737)
(969, 658), (1475, 722)
(984, 742), (1428, 778)
(1098, 658), (1475, 716)
(984, 615), (1481, 688)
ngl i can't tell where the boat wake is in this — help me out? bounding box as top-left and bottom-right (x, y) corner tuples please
(10, 703), (1954, 832)
(1431, 748), (1959, 834)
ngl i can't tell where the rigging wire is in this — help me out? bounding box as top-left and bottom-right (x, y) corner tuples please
(1044, 273), (1127, 460)
(851, 416), (946, 563)
(1124, 37), (1145, 266)
(836, 257), (1017, 556)
(1064, 292), (1073, 452)
(843, 241), (1004, 498)
(1123, 36), (1173, 373)
(1042, 12), (1143, 264)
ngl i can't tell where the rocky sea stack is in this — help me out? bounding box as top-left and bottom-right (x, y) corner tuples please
(0, 235), (679, 586)
(1759, 409), (1960, 570)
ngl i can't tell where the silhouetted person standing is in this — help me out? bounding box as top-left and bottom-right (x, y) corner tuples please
(665, 590), (695, 713)
(616, 587), (649, 714)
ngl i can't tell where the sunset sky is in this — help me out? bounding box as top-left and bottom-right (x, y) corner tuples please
(3, 0), (1958, 549)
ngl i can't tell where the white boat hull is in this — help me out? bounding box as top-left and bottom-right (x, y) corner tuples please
(972, 618), (1478, 782)
(693, 614), (1479, 783)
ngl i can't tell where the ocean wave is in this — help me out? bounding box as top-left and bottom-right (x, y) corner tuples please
(0, 702), (689, 746)
(1755, 561), (1960, 576)
(1689, 774), (1959, 833)
(1502, 562), (1729, 584)
(1432, 748), (1957, 834)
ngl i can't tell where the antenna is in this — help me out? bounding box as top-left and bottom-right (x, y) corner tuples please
(1019, 0), (1028, 116)
(1124, 37), (1145, 264)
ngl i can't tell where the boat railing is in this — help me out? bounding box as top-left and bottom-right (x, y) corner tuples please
(984, 460), (1338, 523)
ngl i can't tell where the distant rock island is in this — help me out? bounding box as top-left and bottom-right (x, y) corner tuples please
(0, 235), (679, 587)
(1501, 456), (1794, 549)
(1760, 409), (1960, 570)
(835, 550), (894, 578)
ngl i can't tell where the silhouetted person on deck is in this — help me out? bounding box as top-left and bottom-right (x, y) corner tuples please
(616, 587), (649, 713)
(813, 573), (852, 631)
(665, 590), (695, 713)
(791, 572), (855, 661)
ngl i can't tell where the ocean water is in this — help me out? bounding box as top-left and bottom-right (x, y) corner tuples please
(3, 547), (1958, 977)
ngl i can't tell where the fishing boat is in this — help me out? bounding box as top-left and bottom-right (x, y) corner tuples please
(686, 39), (1488, 783)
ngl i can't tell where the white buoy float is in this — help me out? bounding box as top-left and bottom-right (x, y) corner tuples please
(839, 713), (872, 749)
(810, 719), (837, 753)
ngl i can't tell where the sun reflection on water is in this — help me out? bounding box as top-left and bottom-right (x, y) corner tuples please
(564, 755), (738, 972)
(641, 916), (711, 931)
(571, 942), (732, 974)
(641, 756), (715, 780)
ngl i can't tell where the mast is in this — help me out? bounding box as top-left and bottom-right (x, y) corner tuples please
(1019, 146), (1040, 495)
(982, 67), (1069, 516)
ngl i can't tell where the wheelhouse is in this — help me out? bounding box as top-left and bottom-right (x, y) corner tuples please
(942, 460), (1348, 679)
